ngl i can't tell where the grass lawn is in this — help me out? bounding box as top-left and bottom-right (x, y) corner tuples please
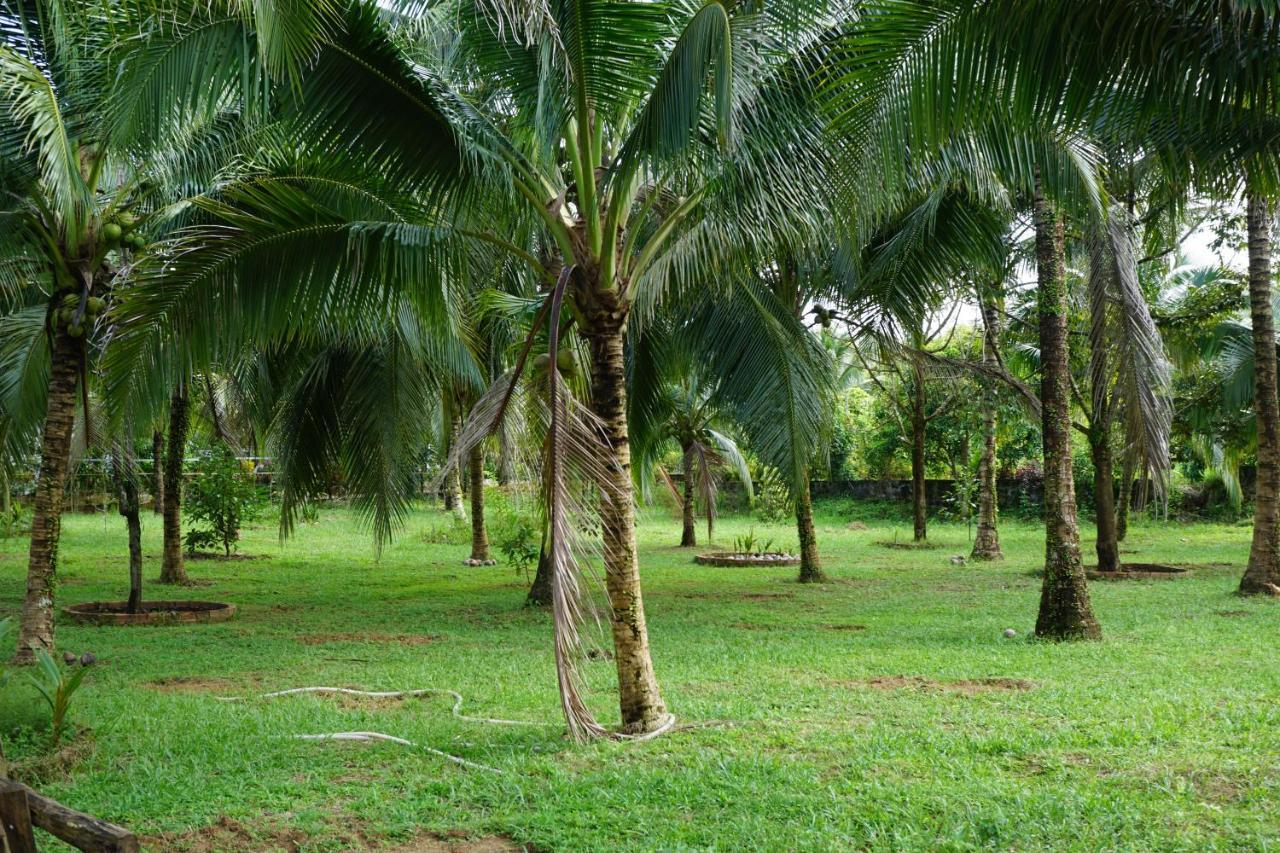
(1, 498), (1277, 851)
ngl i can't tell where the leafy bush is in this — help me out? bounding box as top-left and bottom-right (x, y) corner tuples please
(1, 502), (28, 539)
(488, 490), (541, 574)
(185, 445), (259, 555)
(750, 462), (792, 524)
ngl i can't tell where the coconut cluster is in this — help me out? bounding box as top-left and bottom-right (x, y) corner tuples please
(101, 210), (146, 251)
(532, 349), (579, 377)
(53, 293), (107, 338)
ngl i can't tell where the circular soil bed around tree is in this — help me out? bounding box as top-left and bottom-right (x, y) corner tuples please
(63, 601), (237, 626)
(1086, 563), (1190, 581)
(694, 553), (801, 567)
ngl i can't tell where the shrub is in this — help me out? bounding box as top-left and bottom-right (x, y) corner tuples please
(750, 462), (792, 524)
(185, 445), (259, 555)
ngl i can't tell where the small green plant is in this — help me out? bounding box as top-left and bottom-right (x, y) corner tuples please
(31, 649), (90, 750)
(1, 502), (28, 538)
(731, 529), (776, 556)
(497, 518), (540, 574)
(185, 445), (259, 555)
(299, 501), (321, 524)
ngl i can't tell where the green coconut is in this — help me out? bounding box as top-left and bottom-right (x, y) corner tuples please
(532, 353), (553, 371)
(102, 222), (123, 246)
(556, 349), (577, 373)
(86, 296), (106, 315)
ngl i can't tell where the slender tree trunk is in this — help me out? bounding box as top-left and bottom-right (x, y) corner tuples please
(1116, 446), (1134, 542)
(497, 420), (516, 486)
(585, 303), (667, 733)
(468, 445), (491, 562)
(796, 471), (826, 582)
(680, 445), (697, 547)
(444, 401), (464, 519)
(972, 301), (1003, 560)
(160, 388), (189, 585)
(205, 373), (229, 445)
(112, 448), (144, 613)
(14, 328), (81, 664)
(526, 524), (553, 606)
(1091, 433), (1121, 573)
(911, 363), (928, 542)
(1, 464), (10, 519)
(1241, 193), (1280, 595)
(1032, 183), (1101, 639)
(151, 430), (164, 515)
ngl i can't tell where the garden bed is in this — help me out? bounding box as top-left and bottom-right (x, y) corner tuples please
(694, 552), (800, 567)
(63, 601), (237, 626)
(1086, 563), (1190, 581)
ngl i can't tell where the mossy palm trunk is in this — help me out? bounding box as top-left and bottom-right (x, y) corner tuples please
(796, 472), (826, 582)
(911, 363), (928, 542)
(113, 448), (144, 613)
(14, 328), (81, 664)
(972, 300), (1003, 560)
(444, 405), (464, 518)
(1117, 448), (1134, 542)
(161, 388), (189, 585)
(1091, 434), (1120, 573)
(468, 446), (490, 561)
(584, 300), (667, 733)
(151, 430), (165, 514)
(680, 446), (697, 547)
(1241, 194), (1280, 595)
(1032, 185), (1101, 639)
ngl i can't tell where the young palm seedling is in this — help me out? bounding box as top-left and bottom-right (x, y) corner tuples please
(31, 649), (90, 750)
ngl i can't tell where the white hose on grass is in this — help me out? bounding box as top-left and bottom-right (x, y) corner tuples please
(217, 686), (679, 772)
(216, 686), (544, 774)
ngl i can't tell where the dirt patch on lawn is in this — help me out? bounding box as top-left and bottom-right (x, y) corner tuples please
(822, 623), (868, 632)
(385, 830), (530, 852)
(1215, 610), (1252, 618)
(296, 632), (445, 646)
(854, 675), (1035, 694)
(147, 816), (309, 851)
(145, 675), (258, 694)
(875, 541), (941, 551)
(186, 551), (268, 562)
(845, 521), (869, 530)
(740, 592), (795, 601)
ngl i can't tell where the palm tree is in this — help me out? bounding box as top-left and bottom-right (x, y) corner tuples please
(107, 1), (844, 735)
(632, 371), (753, 549)
(1, 2), (158, 661)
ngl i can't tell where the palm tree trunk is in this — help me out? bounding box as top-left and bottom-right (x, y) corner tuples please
(972, 300), (1003, 560)
(1241, 193), (1280, 595)
(796, 471), (826, 582)
(584, 303), (667, 734)
(14, 328), (80, 664)
(468, 445), (491, 562)
(527, 540), (552, 601)
(112, 448), (144, 613)
(151, 429), (164, 514)
(160, 387), (189, 585)
(1116, 446), (1134, 542)
(1032, 183), (1101, 640)
(497, 420), (515, 486)
(1091, 432), (1121, 573)
(444, 403), (464, 519)
(680, 446), (697, 547)
(911, 362), (928, 542)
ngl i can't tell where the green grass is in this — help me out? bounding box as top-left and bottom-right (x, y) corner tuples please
(1, 500), (1278, 851)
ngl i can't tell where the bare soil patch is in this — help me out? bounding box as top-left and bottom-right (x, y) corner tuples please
(740, 592), (794, 601)
(186, 551), (267, 562)
(854, 675), (1035, 694)
(296, 632), (444, 646)
(385, 831), (529, 852)
(1086, 563), (1190, 580)
(145, 675), (259, 694)
(1215, 610), (1251, 618)
(822, 623), (868, 632)
(876, 541), (941, 551)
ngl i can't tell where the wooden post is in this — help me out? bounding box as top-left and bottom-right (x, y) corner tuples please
(0, 780), (36, 853)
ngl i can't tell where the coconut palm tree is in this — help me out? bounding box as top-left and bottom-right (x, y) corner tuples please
(0, 1), (161, 661)
(105, 0), (846, 735)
